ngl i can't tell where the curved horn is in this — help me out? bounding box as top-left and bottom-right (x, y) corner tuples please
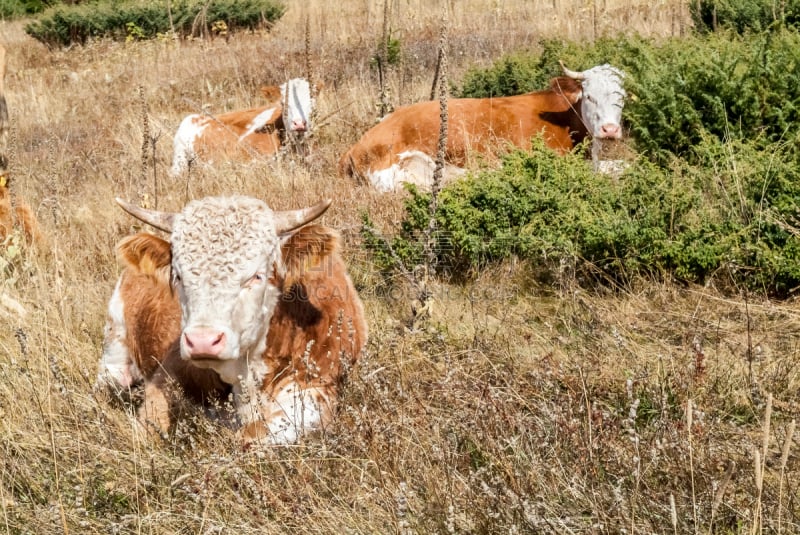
(115, 197), (175, 233)
(559, 60), (585, 81)
(274, 199), (332, 235)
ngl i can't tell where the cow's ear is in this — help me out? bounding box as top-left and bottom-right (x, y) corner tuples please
(280, 224), (339, 288)
(261, 85), (282, 102)
(116, 233), (171, 274)
(551, 76), (582, 104)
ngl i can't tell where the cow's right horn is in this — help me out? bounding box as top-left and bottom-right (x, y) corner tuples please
(560, 60), (585, 81)
(274, 199), (332, 235)
(115, 197), (175, 233)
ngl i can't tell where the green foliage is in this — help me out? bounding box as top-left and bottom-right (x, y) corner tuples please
(24, 0), (285, 47)
(125, 20), (145, 42)
(368, 138), (800, 296)
(372, 35), (402, 68)
(0, 0), (60, 19)
(458, 52), (552, 98)
(457, 32), (800, 165)
(690, 0), (800, 34)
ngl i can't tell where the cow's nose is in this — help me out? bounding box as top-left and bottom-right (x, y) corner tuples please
(183, 327), (226, 358)
(291, 119), (307, 132)
(599, 123), (621, 139)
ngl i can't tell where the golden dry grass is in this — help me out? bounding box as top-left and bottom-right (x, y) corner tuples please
(0, 1), (798, 533)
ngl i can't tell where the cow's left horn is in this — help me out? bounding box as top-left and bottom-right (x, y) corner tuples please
(274, 199), (332, 235)
(115, 197), (175, 233)
(560, 60), (585, 81)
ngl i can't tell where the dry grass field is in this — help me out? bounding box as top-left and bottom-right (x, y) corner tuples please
(1, 0), (799, 532)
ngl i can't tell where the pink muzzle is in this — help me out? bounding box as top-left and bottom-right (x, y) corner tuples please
(183, 327), (227, 359)
(598, 123), (622, 139)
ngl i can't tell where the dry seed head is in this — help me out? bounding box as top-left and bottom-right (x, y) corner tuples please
(762, 393), (773, 456)
(780, 419), (796, 471)
(686, 398), (693, 431)
(754, 447), (763, 491)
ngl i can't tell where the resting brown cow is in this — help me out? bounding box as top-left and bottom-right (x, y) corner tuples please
(170, 78), (315, 176)
(0, 44), (40, 245)
(340, 62), (626, 191)
(98, 196), (367, 446)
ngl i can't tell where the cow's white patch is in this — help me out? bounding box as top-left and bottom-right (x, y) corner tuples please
(172, 197), (282, 363)
(280, 78), (313, 132)
(576, 64), (626, 140)
(368, 150), (466, 192)
(97, 277), (142, 390)
(240, 106), (279, 140)
(232, 352), (273, 431)
(264, 383), (326, 445)
(170, 115), (207, 176)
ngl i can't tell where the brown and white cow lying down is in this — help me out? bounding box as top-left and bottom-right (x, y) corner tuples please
(97, 196), (367, 446)
(0, 45), (40, 245)
(0, 175), (40, 245)
(170, 78), (315, 176)
(339, 62), (627, 192)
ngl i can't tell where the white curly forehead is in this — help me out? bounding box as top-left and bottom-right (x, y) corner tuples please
(171, 196), (279, 273)
(581, 64), (626, 96)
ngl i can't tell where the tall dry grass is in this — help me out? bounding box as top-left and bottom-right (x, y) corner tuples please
(0, 0), (798, 533)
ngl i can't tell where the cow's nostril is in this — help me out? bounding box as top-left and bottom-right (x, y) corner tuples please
(184, 328), (226, 357)
(600, 124), (621, 138)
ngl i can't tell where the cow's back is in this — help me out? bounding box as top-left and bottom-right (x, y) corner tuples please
(340, 81), (585, 188)
(171, 105), (283, 175)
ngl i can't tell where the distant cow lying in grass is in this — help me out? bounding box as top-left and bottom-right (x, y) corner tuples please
(0, 44), (40, 246)
(98, 195), (367, 446)
(339, 62), (627, 191)
(0, 174), (41, 245)
(170, 78), (315, 176)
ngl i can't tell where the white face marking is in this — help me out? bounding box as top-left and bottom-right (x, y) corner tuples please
(576, 64), (626, 139)
(368, 150), (466, 192)
(239, 106), (279, 140)
(170, 115), (207, 176)
(97, 277), (142, 390)
(170, 197), (283, 380)
(280, 78), (314, 132)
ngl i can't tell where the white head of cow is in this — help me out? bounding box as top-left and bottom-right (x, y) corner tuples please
(281, 78), (314, 134)
(115, 196), (331, 382)
(560, 61), (626, 140)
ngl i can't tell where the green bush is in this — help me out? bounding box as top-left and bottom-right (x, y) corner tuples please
(366, 138), (800, 296)
(457, 32), (800, 164)
(458, 52), (552, 98)
(25, 0), (285, 46)
(0, 0), (60, 19)
(690, 0), (800, 33)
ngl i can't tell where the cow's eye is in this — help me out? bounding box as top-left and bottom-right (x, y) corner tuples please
(244, 272), (266, 287)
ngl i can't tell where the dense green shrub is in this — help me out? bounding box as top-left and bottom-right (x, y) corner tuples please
(366, 138), (800, 296)
(690, 0), (800, 33)
(458, 52), (552, 98)
(457, 32), (800, 165)
(25, 0), (285, 46)
(0, 0), (62, 19)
